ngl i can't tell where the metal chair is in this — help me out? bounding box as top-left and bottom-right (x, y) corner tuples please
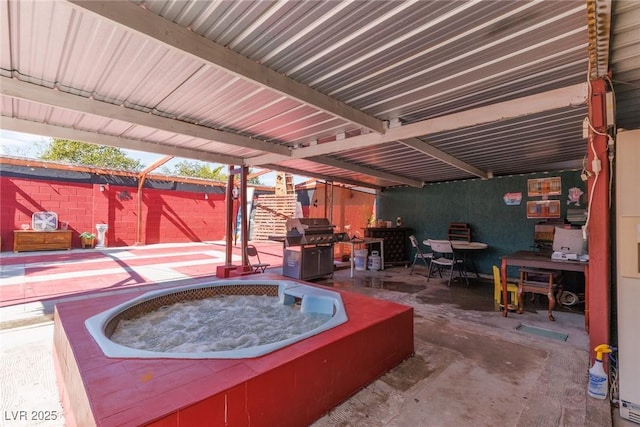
(409, 235), (432, 275)
(246, 244), (270, 273)
(426, 239), (468, 286)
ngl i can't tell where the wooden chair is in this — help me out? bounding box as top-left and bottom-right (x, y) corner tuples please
(448, 223), (471, 242)
(408, 235), (432, 275)
(492, 265), (518, 310)
(517, 268), (563, 321)
(246, 244), (270, 273)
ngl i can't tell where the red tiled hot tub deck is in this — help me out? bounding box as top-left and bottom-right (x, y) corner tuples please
(53, 282), (414, 426)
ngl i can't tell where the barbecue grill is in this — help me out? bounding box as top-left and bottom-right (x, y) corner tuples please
(281, 218), (348, 281)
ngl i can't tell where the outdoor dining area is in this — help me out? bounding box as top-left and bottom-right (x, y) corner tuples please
(346, 218), (588, 327)
(405, 223), (489, 287)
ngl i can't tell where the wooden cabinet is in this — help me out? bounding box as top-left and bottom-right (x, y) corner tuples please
(364, 227), (412, 266)
(13, 230), (72, 253)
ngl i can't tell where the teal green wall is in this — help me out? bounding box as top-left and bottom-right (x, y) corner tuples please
(378, 170), (585, 277)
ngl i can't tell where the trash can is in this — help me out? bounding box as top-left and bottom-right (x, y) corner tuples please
(354, 249), (368, 271)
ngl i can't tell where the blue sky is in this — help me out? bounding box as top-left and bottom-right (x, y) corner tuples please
(0, 129), (308, 187)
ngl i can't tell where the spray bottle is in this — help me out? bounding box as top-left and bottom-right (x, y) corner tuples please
(588, 344), (612, 399)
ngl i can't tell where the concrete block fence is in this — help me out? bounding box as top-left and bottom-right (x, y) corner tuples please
(0, 173), (230, 251)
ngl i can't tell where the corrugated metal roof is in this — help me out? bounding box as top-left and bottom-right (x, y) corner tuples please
(610, 1), (640, 130)
(1, 0), (637, 189)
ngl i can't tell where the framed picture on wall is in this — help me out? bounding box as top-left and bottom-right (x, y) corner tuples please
(526, 200), (561, 219)
(527, 177), (561, 197)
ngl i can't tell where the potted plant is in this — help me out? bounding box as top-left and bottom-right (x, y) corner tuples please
(79, 232), (96, 249)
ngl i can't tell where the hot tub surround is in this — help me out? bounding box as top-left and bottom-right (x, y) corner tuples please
(85, 280), (348, 359)
(53, 278), (414, 427)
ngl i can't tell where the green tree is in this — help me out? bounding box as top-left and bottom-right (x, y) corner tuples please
(248, 174), (262, 185)
(168, 160), (227, 180)
(160, 161), (262, 185)
(41, 139), (143, 171)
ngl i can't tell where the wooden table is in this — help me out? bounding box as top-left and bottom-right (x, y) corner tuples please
(422, 240), (488, 250)
(500, 251), (589, 328)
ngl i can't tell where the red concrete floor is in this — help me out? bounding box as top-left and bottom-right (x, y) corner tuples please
(5, 241), (415, 425)
(0, 241), (285, 309)
(53, 276), (414, 426)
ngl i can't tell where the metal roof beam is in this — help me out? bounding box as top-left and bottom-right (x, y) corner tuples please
(1, 117), (245, 165)
(1, 77), (290, 156)
(247, 168), (273, 180)
(67, 0), (386, 134)
(307, 156), (423, 188)
(260, 164), (383, 191)
(246, 83), (587, 166)
(398, 138), (487, 179)
(140, 156), (174, 175)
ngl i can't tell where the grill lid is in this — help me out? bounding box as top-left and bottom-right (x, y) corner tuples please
(285, 218), (340, 246)
(286, 218), (335, 234)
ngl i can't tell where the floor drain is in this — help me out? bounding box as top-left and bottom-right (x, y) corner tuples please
(515, 324), (568, 341)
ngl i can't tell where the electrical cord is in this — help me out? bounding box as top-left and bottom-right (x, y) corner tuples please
(608, 133), (615, 209)
(609, 346), (619, 405)
(581, 117), (608, 239)
(604, 75), (616, 209)
(583, 69), (618, 229)
(2, 67), (205, 122)
(582, 111), (613, 238)
(582, 76), (596, 238)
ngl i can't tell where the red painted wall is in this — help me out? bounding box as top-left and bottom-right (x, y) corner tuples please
(0, 176), (228, 251)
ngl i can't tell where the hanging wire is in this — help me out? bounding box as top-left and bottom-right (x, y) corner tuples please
(609, 346), (619, 406)
(582, 63), (615, 237)
(604, 75), (617, 209)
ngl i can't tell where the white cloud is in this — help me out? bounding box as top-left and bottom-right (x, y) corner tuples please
(0, 130), (51, 157)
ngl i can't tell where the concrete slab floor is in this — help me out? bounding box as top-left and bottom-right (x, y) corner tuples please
(311, 265), (615, 427)
(0, 260), (625, 426)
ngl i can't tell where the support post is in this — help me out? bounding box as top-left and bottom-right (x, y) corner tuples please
(586, 78), (610, 359)
(225, 166), (235, 266)
(241, 166), (249, 268)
